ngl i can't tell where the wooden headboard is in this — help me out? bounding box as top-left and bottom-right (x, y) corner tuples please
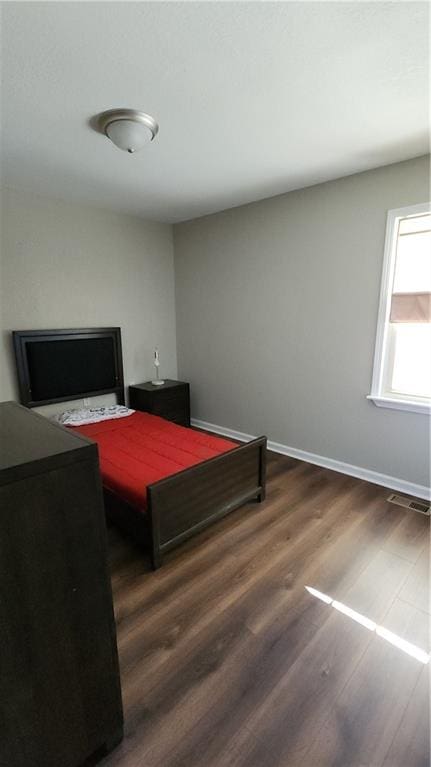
(13, 327), (125, 408)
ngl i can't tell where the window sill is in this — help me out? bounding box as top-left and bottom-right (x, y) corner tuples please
(367, 394), (431, 415)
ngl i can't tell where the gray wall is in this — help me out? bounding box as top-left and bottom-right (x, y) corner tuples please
(174, 156), (430, 487)
(0, 188), (177, 413)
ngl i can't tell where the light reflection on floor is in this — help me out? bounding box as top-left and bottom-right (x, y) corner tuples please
(305, 585), (430, 664)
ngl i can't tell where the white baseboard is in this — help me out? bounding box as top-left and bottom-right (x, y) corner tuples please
(191, 418), (431, 501)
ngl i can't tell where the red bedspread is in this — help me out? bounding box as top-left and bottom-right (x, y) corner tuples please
(71, 411), (236, 509)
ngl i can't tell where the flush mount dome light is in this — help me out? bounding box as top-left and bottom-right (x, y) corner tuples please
(94, 109), (159, 153)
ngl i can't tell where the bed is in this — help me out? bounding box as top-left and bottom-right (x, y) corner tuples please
(13, 326), (267, 569)
(71, 410), (266, 568)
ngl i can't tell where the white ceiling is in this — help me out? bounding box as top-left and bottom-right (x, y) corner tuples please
(1, 2), (429, 223)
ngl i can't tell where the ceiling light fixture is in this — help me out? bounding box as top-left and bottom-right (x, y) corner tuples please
(93, 109), (159, 154)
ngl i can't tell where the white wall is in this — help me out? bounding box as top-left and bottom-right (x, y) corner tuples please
(174, 156), (430, 490)
(0, 188), (177, 413)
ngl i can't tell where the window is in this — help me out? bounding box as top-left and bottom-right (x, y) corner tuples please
(369, 202), (431, 414)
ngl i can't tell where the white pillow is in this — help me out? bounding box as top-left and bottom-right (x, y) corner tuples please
(54, 405), (135, 426)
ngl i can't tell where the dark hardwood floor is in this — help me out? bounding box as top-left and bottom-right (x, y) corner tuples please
(96, 452), (430, 767)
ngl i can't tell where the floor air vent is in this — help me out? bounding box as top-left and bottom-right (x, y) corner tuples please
(387, 493), (430, 515)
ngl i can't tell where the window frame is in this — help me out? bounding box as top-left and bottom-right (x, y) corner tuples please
(368, 202), (431, 415)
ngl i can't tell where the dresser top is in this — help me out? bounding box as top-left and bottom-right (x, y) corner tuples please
(0, 401), (95, 485)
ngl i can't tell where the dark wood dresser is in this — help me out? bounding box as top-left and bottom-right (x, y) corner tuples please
(129, 379), (191, 426)
(0, 401), (123, 767)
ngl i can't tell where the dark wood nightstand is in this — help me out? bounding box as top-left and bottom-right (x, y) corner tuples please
(129, 379), (191, 427)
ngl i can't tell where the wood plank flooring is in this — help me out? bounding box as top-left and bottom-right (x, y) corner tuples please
(94, 452), (430, 767)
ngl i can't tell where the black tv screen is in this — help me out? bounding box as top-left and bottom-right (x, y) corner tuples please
(13, 328), (124, 407)
(27, 337), (116, 401)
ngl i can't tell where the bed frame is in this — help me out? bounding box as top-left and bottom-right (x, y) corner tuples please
(103, 434), (267, 569)
(12, 325), (267, 569)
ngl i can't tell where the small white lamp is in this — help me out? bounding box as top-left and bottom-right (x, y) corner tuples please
(151, 347), (165, 386)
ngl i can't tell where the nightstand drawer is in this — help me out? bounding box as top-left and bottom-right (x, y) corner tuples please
(150, 388), (188, 408)
(156, 408), (189, 426)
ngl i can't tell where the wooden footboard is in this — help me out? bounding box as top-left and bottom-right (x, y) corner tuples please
(147, 436), (267, 569)
(103, 436), (267, 570)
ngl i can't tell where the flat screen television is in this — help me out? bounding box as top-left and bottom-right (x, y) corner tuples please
(13, 328), (125, 407)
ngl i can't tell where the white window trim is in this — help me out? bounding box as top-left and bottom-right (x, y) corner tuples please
(368, 202), (431, 416)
